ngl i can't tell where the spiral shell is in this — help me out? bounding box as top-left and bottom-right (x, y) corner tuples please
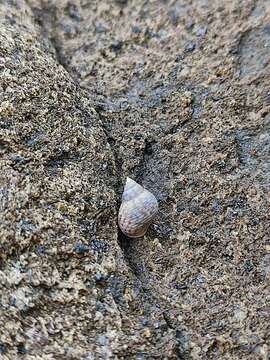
(118, 177), (158, 238)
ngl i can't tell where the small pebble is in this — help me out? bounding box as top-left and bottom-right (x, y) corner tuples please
(184, 42), (196, 52)
(211, 95), (223, 102)
(175, 53), (183, 62)
(175, 283), (188, 290)
(11, 155), (24, 164)
(89, 239), (107, 253)
(142, 318), (148, 326)
(35, 245), (45, 255)
(97, 335), (107, 346)
(244, 259), (254, 272)
(132, 26), (141, 34)
(74, 242), (89, 254)
(186, 19), (195, 30)
(110, 41), (123, 52)
(154, 320), (161, 329)
(196, 25), (207, 37)
(66, 3), (81, 21)
(94, 273), (108, 284)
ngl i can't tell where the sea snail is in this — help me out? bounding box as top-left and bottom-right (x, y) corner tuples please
(118, 177), (158, 238)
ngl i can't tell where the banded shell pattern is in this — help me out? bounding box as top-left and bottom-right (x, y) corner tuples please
(118, 177), (158, 238)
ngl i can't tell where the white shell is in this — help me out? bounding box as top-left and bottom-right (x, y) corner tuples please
(118, 177), (158, 238)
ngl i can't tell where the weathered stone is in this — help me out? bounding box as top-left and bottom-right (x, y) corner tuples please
(0, 0), (269, 358)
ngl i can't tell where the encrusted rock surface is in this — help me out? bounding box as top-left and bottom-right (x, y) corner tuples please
(0, 0), (269, 359)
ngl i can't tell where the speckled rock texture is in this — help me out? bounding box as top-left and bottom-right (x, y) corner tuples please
(0, 0), (269, 359)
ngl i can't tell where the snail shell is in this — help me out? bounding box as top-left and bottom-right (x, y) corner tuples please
(118, 177), (158, 238)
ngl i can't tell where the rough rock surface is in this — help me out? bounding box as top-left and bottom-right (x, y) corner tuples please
(0, 0), (269, 359)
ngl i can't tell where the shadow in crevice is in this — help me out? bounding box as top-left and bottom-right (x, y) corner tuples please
(117, 227), (161, 307)
(118, 228), (147, 277)
(117, 227), (140, 274)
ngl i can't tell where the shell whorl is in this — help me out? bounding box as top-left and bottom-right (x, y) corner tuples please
(118, 177), (158, 238)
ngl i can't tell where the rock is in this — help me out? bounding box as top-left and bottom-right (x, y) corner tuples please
(0, 0), (269, 358)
